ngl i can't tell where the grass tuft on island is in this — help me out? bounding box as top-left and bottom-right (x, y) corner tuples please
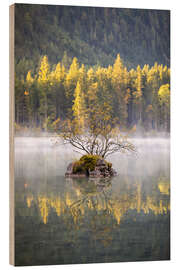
(65, 155), (116, 179)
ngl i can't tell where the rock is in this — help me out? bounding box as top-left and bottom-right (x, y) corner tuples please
(65, 163), (74, 177)
(66, 163), (74, 173)
(65, 162), (87, 178)
(66, 173), (87, 178)
(65, 155), (117, 179)
(111, 168), (117, 176)
(96, 159), (106, 167)
(89, 168), (101, 178)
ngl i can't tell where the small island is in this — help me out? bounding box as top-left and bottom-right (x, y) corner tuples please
(65, 154), (117, 178)
(54, 61), (137, 178)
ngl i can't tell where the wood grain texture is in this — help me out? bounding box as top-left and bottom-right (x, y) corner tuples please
(9, 4), (15, 266)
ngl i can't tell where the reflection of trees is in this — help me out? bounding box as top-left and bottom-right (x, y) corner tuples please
(23, 176), (170, 227)
(15, 176), (170, 265)
(158, 176), (170, 195)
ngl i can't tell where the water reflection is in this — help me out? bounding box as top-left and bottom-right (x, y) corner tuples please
(23, 177), (170, 226)
(15, 138), (170, 266)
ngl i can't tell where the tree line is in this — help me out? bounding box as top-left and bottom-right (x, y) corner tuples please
(15, 4), (170, 78)
(15, 54), (170, 133)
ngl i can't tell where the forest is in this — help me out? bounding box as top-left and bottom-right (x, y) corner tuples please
(15, 54), (170, 134)
(14, 4), (170, 134)
(15, 5), (170, 76)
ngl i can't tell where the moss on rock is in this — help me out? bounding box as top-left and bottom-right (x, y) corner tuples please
(73, 155), (100, 174)
(79, 155), (101, 171)
(66, 155), (117, 178)
(72, 160), (86, 174)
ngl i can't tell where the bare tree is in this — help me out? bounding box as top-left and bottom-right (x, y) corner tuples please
(57, 117), (136, 159)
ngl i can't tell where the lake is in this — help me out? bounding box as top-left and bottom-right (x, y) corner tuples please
(14, 137), (170, 266)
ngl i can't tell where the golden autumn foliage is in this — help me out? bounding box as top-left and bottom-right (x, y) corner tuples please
(72, 81), (86, 132)
(26, 70), (34, 84)
(25, 179), (170, 225)
(158, 84), (170, 106)
(16, 54), (170, 133)
(38, 55), (50, 84)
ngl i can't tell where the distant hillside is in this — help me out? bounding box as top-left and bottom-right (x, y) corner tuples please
(15, 4), (170, 77)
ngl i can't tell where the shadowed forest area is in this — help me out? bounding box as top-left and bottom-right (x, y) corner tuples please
(15, 4), (170, 134)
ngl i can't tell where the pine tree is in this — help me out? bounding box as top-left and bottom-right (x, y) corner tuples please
(15, 77), (25, 125)
(158, 84), (170, 131)
(133, 65), (143, 124)
(62, 51), (72, 70)
(65, 57), (79, 117)
(72, 81), (86, 133)
(49, 62), (66, 121)
(112, 54), (127, 126)
(146, 63), (161, 129)
(25, 71), (34, 126)
(17, 54), (171, 134)
(38, 55), (50, 130)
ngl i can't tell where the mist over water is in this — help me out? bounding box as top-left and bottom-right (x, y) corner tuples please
(15, 137), (170, 181)
(14, 137), (170, 266)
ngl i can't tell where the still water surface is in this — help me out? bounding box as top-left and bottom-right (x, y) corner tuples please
(15, 137), (170, 266)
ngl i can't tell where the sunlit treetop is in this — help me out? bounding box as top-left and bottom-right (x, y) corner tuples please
(26, 71), (34, 84)
(87, 67), (95, 83)
(112, 54), (124, 81)
(66, 57), (79, 85)
(133, 65), (142, 100)
(38, 55), (50, 84)
(49, 62), (66, 83)
(72, 80), (86, 133)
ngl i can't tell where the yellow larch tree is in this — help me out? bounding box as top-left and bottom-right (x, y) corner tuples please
(65, 57), (80, 117)
(112, 54), (128, 126)
(72, 80), (86, 133)
(158, 84), (170, 131)
(65, 57), (79, 98)
(48, 62), (66, 128)
(38, 55), (50, 131)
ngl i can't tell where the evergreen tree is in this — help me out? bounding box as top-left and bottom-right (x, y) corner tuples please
(38, 55), (50, 130)
(65, 57), (79, 116)
(72, 81), (86, 133)
(15, 54), (170, 134)
(158, 84), (170, 131)
(133, 65), (143, 124)
(112, 54), (127, 126)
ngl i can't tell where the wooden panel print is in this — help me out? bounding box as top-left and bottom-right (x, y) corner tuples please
(10, 3), (170, 266)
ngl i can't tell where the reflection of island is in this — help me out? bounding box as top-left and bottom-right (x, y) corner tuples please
(25, 177), (170, 225)
(15, 176), (170, 265)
